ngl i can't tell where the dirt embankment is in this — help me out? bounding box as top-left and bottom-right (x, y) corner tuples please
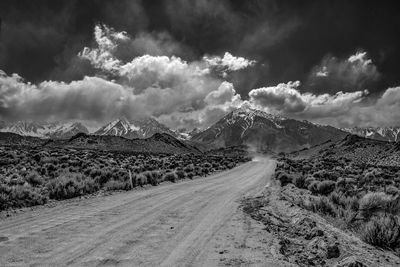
(242, 183), (400, 266)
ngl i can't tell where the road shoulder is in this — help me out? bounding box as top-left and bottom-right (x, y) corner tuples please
(201, 203), (293, 266)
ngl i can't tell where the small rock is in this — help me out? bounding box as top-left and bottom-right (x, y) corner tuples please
(218, 249), (228, 254)
(326, 243), (340, 259)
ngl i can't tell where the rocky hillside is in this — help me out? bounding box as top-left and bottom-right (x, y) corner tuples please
(46, 132), (201, 154)
(0, 132), (44, 146)
(191, 107), (347, 152)
(291, 134), (400, 167)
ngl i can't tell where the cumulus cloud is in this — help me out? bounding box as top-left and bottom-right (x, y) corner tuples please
(337, 86), (400, 127)
(79, 24), (192, 75)
(118, 31), (192, 58)
(78, 24), (124, 74)
(249, 80), (366, 116)
(246, 79), (400, 128)
(315, 66), (328, 77)
(0, 70), (131, 122)
(118, 55), (211, 94)
(204, 52), (256, 74)
(249, 81), (306, 113)
(298, 86), (400, 128)
(249, 80), (367, 118)
(307, 50), (380, 93)
(0, 68), (235, 126)
(204, 82), (239, 105)
(0, 65), (229, 126)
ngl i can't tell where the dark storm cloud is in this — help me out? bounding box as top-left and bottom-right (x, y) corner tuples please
(0, 1), (74, 82)
(1, 0), (400, 93)
(162, 0), (301, 95)
(305, 51), (381, 94)
(235, 0), (400, 92)
(0, 0), (149, 82)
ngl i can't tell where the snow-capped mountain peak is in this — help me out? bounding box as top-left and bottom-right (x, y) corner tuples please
(0, 121), (89, 139)
(342, 127), (400, 142)
(191, 107), (347, 152)
(94, 117), (177, 139)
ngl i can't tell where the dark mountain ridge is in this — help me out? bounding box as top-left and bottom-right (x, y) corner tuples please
(0, 132), (200, 155)
(47, 132), (201, 154)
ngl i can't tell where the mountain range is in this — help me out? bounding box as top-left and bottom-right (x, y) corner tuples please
(0, 121), (89, 139)
(47, 132), (201, 154)
(94, 117), (178, 139)
(342, 127), (400, 142)
(0, 132), (200, 154)
(1, 108), (399, 152)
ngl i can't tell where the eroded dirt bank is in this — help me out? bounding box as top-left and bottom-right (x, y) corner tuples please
(243, 183), (400, 267)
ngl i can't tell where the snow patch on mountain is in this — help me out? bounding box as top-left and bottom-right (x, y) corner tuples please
(94, 117), (177, 139)
(191, 107), (347, 152)
(0, 121), (89, 139)
(343, 127), (400, 142)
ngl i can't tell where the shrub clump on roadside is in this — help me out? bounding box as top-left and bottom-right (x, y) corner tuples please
(317, 180), (336, 195)
(293, 175), (307, 189)
(275, 171), (293, 186)
(303, 196), (336, 217)
(361, 214), (400, 250)
(47, 173), (99, 200)
(0, 146), (250, 210)
(25, 171), (45, 187)
(0, 184), (47, 211)
(358, 192), (391, 219)
(164, 172), (178, 183)
(103, 180), (130, 191)
(142, 171), (162, 186)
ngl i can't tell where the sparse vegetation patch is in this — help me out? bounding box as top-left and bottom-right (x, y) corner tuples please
(0, 145), (250, 211)
(274, 153), (400, 256)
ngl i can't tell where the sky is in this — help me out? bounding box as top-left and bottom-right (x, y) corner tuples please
(1, 0), (400, 130)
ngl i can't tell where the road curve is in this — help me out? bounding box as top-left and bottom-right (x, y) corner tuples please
(0, 158), (276, 267)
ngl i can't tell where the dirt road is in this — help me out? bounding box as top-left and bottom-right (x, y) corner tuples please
(0, 158), (282, 267)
